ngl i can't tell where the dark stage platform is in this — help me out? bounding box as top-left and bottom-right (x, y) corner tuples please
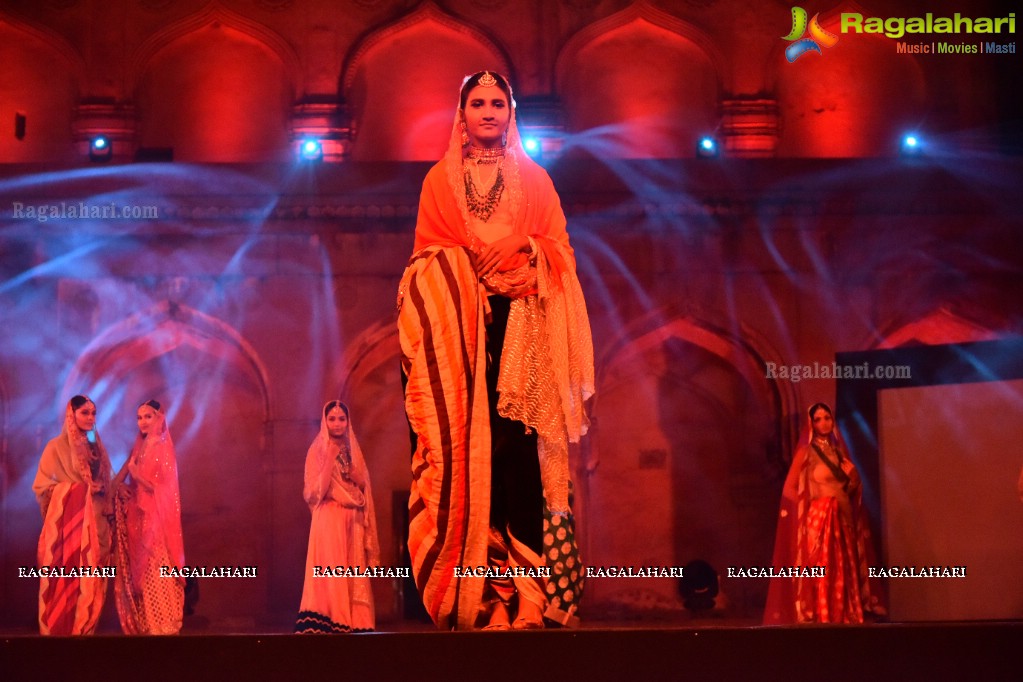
(2, 623), (1019, 682)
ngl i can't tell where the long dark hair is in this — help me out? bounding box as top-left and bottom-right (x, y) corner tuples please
(807, 402), (844, 455)
(323, 400), (351, 453)
(807, 402), (832, 421)
(323, 400), (349, 420)
(70, 394), (92, 411)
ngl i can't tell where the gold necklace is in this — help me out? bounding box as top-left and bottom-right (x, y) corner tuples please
(468, 145), (506, 165)
(464, 161), (504, 222)
(335, 446), (351, 477)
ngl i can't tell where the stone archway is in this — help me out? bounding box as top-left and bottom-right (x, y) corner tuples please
(555, 1), (722, 159)
(585, 312), (788, 618)
(341, 1), (512, 160)
(770, 8), (928, 158)
(0, 11), (83, 163)
(129, 5), (298, 162)
(873, 306), (999, 349)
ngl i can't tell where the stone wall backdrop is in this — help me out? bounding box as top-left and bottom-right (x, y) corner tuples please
(1, 0), (1020, 631)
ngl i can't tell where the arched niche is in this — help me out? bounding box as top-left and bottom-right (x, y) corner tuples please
(133, 13), (295, 162)
(332, 318), (408, 617)
(585, 314), (786, 617)
(874, 306), (1000, 349)
(341, 2), (511, 161)
(0, 14), (82, 163)
(63, 301), (273, 630)
(772, 15), (927, 157)
(556, 3), (721, 159)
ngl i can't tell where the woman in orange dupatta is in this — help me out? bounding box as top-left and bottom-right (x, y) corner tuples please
(112, 399), (185, 634)
(764, 403), (886, 623)
(295, 400), (380, 633)
(32, 395), (113, 635)
(398, 71), (594, 630)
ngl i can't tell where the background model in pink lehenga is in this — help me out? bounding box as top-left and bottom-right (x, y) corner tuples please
(112, 399), (186, 635)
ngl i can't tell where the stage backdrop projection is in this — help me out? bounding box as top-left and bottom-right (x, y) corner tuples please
(878, 379), (1023, 621)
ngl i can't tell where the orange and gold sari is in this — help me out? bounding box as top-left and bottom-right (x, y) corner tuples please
(398, 77), (593, 629)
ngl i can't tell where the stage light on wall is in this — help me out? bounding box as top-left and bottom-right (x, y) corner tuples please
(523, 136), (541, 159)
(900, 133), (923, 156)
(88, 135), (112, 162)
(696, 136), (719, 158)
(299, 138), (323, 162)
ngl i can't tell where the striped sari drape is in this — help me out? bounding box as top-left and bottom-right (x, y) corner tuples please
(399, 246), (492, 630)
(38, 482), (107, 635)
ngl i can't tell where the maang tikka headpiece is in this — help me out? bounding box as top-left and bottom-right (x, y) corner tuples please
(478, 71), (498, 88)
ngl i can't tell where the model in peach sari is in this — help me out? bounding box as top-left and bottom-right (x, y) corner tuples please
(295, 401), (380, 633)
(32, 395), (113, 635)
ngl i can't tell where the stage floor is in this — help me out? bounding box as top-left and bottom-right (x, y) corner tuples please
(3, 621), (1019, 681)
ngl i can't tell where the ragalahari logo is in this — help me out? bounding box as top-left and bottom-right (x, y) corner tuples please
(783, 7), (839, 62)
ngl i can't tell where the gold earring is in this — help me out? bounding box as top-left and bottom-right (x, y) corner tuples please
(460, 120), (470, 146)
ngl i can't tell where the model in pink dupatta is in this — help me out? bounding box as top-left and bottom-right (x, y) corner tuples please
(764, 403), (886, 624)
(112, 400), (185, 635)
(32, 395), (113, 635)
(295, 401), (380, 633)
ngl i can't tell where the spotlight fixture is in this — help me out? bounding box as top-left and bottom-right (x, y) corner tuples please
(523, 137), (541, 158)
(678, 559), (719, 612)
(299, 138), (323, 162)
(696, 136), (719, 158)
(89, 135), (112, 162)
(900, 133), (923, 156)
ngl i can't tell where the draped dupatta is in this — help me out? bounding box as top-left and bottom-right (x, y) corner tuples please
(303, 402), (380, 566)
(764, 405), (886, 624)
(114, 408), (186, 634)
(33, 400), (112, 635)
(122, 411), (184, 572)
(398, 76), (594, 629)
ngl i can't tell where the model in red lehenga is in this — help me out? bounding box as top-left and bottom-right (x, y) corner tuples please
(112, 399), (186, 634)
(295, 401), (380, 633)
(764, 402), (886, 624)
(32, 395), (113, 635)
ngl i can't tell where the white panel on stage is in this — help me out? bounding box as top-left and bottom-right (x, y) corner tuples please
(878, 379), (1023, 621)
